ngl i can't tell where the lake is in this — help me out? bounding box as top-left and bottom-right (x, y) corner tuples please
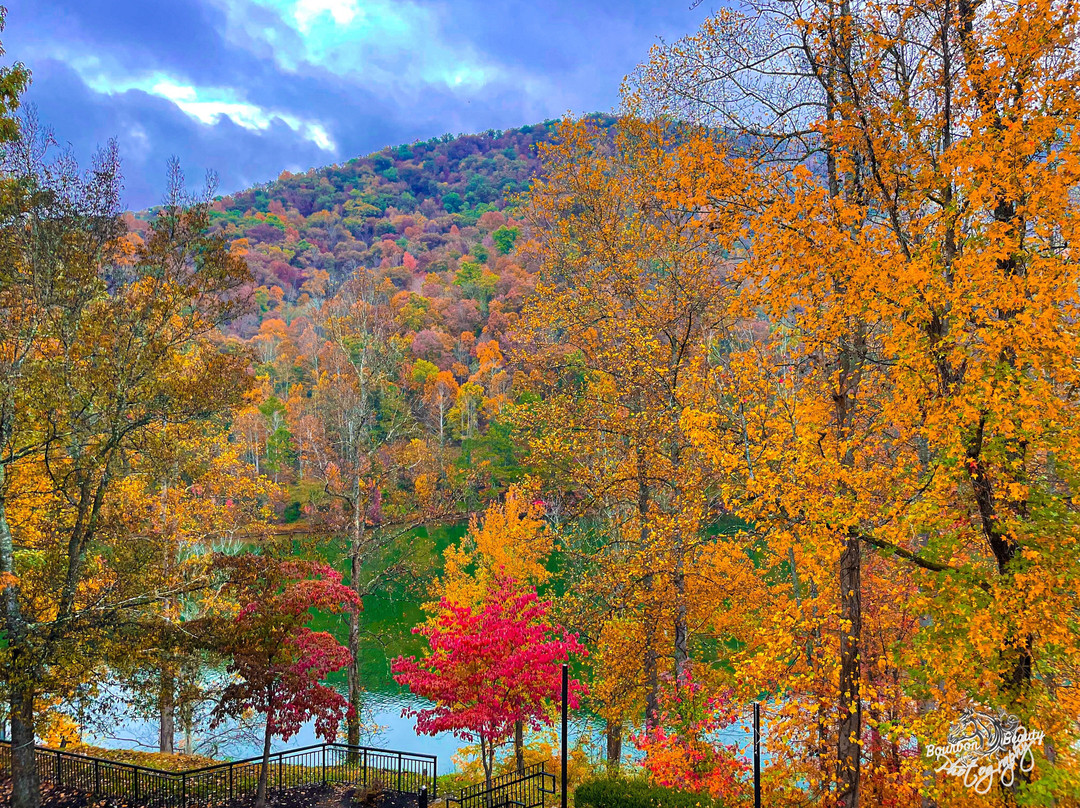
(72, 522), (764, 777)
(78, 523), (605, 772)
(80, 680), (605, 773)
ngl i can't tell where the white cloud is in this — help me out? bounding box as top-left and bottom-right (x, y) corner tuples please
(293, 0), (363, 32)
(219, 0), (503, 92)
(125, 123), (152, 161)
(70, 59), (337, 152)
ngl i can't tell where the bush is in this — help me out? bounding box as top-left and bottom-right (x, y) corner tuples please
(435, 771), (476, 796)
(575, 777), (725, 808)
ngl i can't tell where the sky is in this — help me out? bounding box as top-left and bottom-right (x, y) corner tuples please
(7, 0), (712, 210)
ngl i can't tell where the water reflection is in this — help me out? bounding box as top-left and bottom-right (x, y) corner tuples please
(77, 685), (605, 773)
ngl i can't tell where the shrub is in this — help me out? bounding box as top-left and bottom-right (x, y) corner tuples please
(632, 667), (748, 800)
(575, 777), (726, 808)
(435, 771), (475, 796)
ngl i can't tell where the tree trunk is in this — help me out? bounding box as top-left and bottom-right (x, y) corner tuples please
(1, 465), (40, 808)
(643, 613), (660, 727)
(514, 719), (525, 775)
(346, 603), (362, 748)
(673, 555), (689, 680)
(605, 718), (622, 774)
(670, 438), (690, 681)
(183, 711), (194, 755)
(159, 666), (175, 754)
(9, 681), (40, 808)
(346, 476), (365, 752)
(256, 719), (273, 808)
(636, 454), (660, 727)
(968, 437), (1034, 725)
(480, 734), (494, 796)
(836, 532), (862, 808)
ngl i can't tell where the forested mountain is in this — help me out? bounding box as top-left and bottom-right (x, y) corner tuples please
(205, 120), (581, 339)
(119, 120), (616, 522)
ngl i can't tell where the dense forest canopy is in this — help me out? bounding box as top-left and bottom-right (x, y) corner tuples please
(188, 121), (577, 338)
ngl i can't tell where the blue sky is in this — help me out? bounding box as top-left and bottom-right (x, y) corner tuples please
(8, 0), (710, 209)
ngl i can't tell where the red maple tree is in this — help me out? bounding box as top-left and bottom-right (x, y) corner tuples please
(211, 555), (361, 808)
(392, 578), (586, 790)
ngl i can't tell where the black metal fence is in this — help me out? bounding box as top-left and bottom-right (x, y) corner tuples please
(0, 740), (437, 807)
(446, 763), (555, 808)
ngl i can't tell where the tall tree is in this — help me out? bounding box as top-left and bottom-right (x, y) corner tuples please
(434, 482), (554, 771)
(514, 116), (745, 769)
(634, 0), (1080, 801)
(312, 267), (450, 747)
(211, 555), (359, 808)
(392, 578), (585, 792)
(0, 111), (250, 807)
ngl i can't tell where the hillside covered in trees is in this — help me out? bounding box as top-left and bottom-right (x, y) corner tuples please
(210, 120), (557, 324)
(119, 120), (611, 510)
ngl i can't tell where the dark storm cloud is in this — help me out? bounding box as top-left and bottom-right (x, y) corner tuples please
(21, 58), (337, 208)
(5, 0), (711, 209)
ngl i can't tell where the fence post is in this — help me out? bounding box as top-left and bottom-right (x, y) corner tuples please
(94, 758), (101, 795)
(753, 702), (762, 808)
(397, 752), (403, 793)
(134, 767), (141, 804)
(419, 786), (428, 808)
(363, 748), (368, 786)
(322, 745), (326, 785)
(229, 763), (234, 803)
(55, 750), (62, 787)
(279, 754), (284, 794)
(561, 664), (568, 808)
(181, 771), (187, 808)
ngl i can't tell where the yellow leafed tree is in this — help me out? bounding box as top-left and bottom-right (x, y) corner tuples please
(624, 0), (1080, 802)
(513, 115), (759, 774)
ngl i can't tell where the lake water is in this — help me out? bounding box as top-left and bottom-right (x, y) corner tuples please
(73, 523), (760, 776)
(78, 524), (604, 772)
(80, 682), (604, 772)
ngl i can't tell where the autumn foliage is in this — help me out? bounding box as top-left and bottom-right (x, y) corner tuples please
(632, 668), (749, 802)
(212, 556), (360, 808)
(392, 578), (585, 789)
(516, 0), (1080, 798)
(8, 0), (1080, 801)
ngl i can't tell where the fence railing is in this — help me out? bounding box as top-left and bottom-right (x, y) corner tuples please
(446, 762), (555, 808)
(0, 740), (437, 807)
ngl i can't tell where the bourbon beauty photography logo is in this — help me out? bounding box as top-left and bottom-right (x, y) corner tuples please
(926, 706), (1045, 794)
